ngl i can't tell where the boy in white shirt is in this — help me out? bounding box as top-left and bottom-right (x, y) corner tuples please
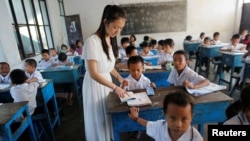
(38, 49), (55, 69)
(24, 59), (44, 83)
(212, 32), (222, 45)
(118, 37), (130, 59)
(140, 41), (154, 56)
(129, 90), (203, 141)
(0, 62), (11, 83)
(115, 45), (138, 70)
(221, 34), (246, 51)
(167, 50), (210, 89)
(121, 55), (156, 90)
(157, 38), (174, 65)
(49, 48), (58, 62)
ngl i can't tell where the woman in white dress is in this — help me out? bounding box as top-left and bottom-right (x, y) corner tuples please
(82, 5), (128, 141)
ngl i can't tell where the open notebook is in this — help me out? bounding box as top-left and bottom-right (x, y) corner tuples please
(120, 92), (152, 106)
(186, 83), (227, 96)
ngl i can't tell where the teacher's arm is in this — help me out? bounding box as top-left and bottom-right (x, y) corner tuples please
(87, 60), (126, 97)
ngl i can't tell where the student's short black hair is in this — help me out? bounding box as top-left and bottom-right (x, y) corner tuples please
(25, 59), (37, 68)
(125, 45), (136, 56)
(204, 37), (211, 42)
(41, 49), (49, 55)
(58, 52), (67, 62)
(143, 36), (149, 41)
(200, 32), (205, 37)
(70, 44), (76, 51)
(163, 90), (194, 114)
(173, 50), (189, 60)
(75, 40), (82, 46)
(213, 32), (220, 38)
(10, 69), (27, 85)
(130, 34), (136, 41)
(150, 39), (157, 45)
(240, 85), (250, 112)
(163, 38), (175, 47)
(185, 35), (192, 41)
(127, 55), (144, 67)
(0, 62), (10, 68)
(140, 41), (149, 48)
(121, 37), (130, 45)
(158, 40), (164, 46)
(61, 44), (68, 49)
(231, 34), (240, 39)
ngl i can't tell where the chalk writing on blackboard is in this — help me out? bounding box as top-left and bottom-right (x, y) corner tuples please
(120, 1), (187, 35)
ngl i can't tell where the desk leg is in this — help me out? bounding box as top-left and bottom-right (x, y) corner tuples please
(198, 124), (204, 137)
(113, 130), (119, 141)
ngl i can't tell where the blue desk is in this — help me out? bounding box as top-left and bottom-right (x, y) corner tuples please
(0, 101), (37, 141)
(107, 86), (233, 141)
(183, 42), (200, 55)
(219, 51), (244, 90)
(119, 68), (170, 87)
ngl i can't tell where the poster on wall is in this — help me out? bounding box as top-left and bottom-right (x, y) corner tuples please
(65, 14), (83, 45)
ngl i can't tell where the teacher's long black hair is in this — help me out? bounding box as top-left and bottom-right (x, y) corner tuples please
(96, 5), (127, 60)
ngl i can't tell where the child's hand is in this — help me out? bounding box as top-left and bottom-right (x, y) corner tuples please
(183, 80), (195, 89)
(121, 79), (129, 89)
(128, 107), (139, 120)
(150, 82), (156, 88)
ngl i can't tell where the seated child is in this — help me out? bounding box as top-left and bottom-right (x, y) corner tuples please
(118, 37), (130, 59)
(38, 49), (55, 69)
(55, 52), (73, 66)
(49, 48), (58, 62)
(201, 37), (212, 47)
(121, 55), (156, 90)
(140, 41), (154, 56)
(129, 34), (137, 47)
(115, 45), (138, 70)
(66, 44), (79, 56)
(198, 32), (205, 43)
(61, 44), (68, 53)
(212, 32), (222, 45)
(25, 59), (44, 83)
(128, 90), (203, 141)
(243, 34), (250, 45)
(150, 39), (157, 49)
(224, 85), (250, 125)
(167, 50), (210, 89)
(75, 40), (83, 55)
(238, 43), (250, 84)
(221, 34), (246, 51)
(157, 40), (164, 55)
(0, 62), (11, 83)
(10, 69), (39, 115)
(157, 38), (174, 65)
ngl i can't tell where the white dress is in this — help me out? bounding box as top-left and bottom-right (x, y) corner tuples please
(82, 34), (115, 141)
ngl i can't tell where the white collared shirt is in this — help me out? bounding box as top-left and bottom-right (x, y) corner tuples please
(224, 111), (250, 125)
(147, 120), (203, 141)
(10, 82), (39, 115)
(157, 51), (174, 65)
(119, 47), (126, 59)
(38, 58), (55, 69)
(167, 66), (205, 86)
(0, 74), (11, 84)
(25, 70), (44, 82)
(222, 43), (245, 50)
(125, 74), (151, 90)
(50, 55), (58, 62)
(66, 51), (79, 56)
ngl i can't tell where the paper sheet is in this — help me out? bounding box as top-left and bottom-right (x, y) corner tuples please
(186, 83), (227, 96)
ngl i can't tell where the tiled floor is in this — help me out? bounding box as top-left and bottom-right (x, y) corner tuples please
(54, 59), (240, 141)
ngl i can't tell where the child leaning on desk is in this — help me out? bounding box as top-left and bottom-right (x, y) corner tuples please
(0, 62), (11, 84)
(38, 49), (55, 69)
(128, 90), (203, 141)
(167, 50), (210, 89)
(157, 38), (174, 66)
(24, 59), (44, 83)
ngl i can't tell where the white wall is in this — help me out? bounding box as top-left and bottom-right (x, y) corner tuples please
(64, 0), (242, 50)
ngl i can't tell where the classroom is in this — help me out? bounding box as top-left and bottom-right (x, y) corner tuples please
(0, 0), (250, 141)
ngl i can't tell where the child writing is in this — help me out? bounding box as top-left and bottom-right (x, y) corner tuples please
(0, 62), (11, 83)
(10, 69), (39, 115)
(49, 48), (58, 62)
(128, 90), (203, 141)
(118, 37), (130, 59)
(121, 55), (156, 90)
(224, 85), (250, 125)
(157, 38), (174, 65)
(38, 49), (55, 69)
(167, 50), (210, 89)
(25, 59), (44, 83)
(66, 44), (79, 56)
(221, 34), (246, 51)
(115, 45), (138, 70)
(140, 41), (154, 56)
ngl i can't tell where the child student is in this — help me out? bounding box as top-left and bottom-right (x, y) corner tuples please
(140, 41), (154, 56)
(128, 90), (203, 141)
(66, 44), (79, 56)
(121, 55), (156, 90)
(61, 44), (68, 53)
(157, 38), (174, 65)
(10, 69), (39, 115)
(167, 50), (210, 89)
(118, 37), (130, 59)
(224, 85), (250, 125)
(0, 62), (11, 83)
(49, 48), (58, 62)
(129, 34), (137, 47)
(38, 49), (55, 69)
(240, 29), (248, 43)
(198, 32), (205, 43)
(115, 46), (138, 70)
(150, 39), (157, 49)
(212, 32), (222, 45)
(55, 52), (73, 66)
(25, 59), (44, 83)
(238, 43), (250, 85)
(75, 40), (83, 55)
(157, 40), (164, 54)
(221, 34), (246, 51)
(201, 37), (212, 47)
(243, 34), (250, 45)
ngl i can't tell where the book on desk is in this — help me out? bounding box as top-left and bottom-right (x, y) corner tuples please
(186, 82), (227, 96)
(119, 91), (152, 106)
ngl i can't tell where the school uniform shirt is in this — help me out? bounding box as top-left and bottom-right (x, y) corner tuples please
(167, 65), (206, 86)
(0, 74), (11, 83)
(10, 82), (39, 115)
(224, 111), (250, 125)
(213, 40), (222, 45)
(25, 70), (44, 82)
(147, 120), (203, 141)
(157, 51), (174, 65)
(222, 43), (245, 50)
(66, 51), (79, 56)
(125, 74), (151, 90)
(38, 58), (55, 69)
(50, 55), (58, 62)
(118, 47), (126, 59)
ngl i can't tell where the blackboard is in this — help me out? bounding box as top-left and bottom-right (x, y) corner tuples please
(120, 1), (187, 35)
(65, 14), (83, 45)
(239, 3), (250, 33)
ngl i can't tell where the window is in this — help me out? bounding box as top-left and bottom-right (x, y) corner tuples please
(9, 0), (54, 59)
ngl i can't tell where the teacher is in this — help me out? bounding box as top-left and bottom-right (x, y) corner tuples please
(82, 5), (128, 141)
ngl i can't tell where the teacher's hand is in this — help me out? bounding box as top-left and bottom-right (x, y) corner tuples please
(114, 86), (128, 98)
